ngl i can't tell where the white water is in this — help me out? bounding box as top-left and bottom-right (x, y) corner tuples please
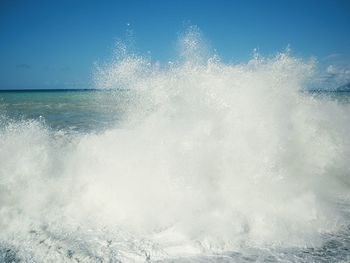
(1, 27), (350, 262)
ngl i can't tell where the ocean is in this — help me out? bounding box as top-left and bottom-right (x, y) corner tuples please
(1, 90), (350, 133)
(1, 45), (350, 262)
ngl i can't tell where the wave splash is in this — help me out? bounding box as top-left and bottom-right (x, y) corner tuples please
(1, 27), (350, 262)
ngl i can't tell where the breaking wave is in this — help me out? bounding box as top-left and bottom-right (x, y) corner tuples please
(1, 26), (350, 262)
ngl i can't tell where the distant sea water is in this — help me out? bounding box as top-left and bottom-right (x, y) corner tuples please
(1, 30), (350, 262)
(0, 89), (128, 132)
(0, 89), (350, 133)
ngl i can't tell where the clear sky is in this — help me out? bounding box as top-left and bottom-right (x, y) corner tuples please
(1, 0), (349, 89)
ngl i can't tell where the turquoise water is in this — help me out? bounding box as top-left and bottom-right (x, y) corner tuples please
(1, 90), (350, 132)
(0, 90), (129, 132)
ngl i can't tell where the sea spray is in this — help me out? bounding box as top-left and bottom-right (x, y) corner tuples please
(1, 27), (350, 262)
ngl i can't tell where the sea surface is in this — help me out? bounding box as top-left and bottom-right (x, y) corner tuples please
(0, 90), (349, 133)
(0, 90), (129, 132)
(0, 89), (350, 263)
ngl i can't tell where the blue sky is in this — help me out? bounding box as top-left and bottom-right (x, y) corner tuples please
(1, 0), (349, 89)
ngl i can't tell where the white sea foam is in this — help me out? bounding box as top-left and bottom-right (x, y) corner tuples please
(1, 27), (350, 262)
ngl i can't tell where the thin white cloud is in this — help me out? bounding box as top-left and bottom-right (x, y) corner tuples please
(324, 53), (341, 60)
(16, 64), (31, 69)
(325, 65), (350, 87)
